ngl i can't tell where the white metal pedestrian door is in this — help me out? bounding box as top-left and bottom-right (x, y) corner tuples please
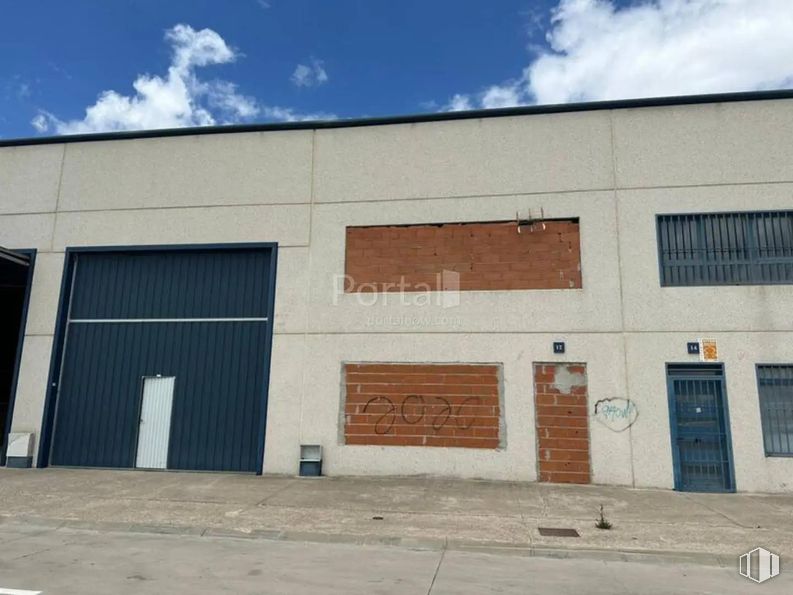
(135, 376), (175, 469)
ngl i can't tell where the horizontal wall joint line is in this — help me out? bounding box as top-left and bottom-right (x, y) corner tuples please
(68, 317), (269, 324)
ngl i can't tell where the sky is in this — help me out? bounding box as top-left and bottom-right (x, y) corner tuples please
(1, 0), (793, 138)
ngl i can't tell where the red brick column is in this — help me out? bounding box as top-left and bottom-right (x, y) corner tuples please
(534, 363), (591, 484)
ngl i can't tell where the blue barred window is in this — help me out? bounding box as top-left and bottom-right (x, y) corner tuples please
(757, 365), (793, 457)
(657, 211), (793, 286)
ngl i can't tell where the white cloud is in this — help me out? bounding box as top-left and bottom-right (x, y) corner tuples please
(291, 58), (329, 88)
(16, 82), (31, 99)
(202, 80), (260, 119)
(261, 106), (335, 122)
(31, 113), (49, 132)
(445, 94), (474, 111)
(34, 24), (331, 135)
(481, 84), (522, 108)
(445, 0), (793, 110)
(3, 75), (33, 101)
(49, 62), (73, 80)
(444, 84), (523, 111)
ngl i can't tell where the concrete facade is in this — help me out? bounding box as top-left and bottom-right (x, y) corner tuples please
(2, 94), (793, 492)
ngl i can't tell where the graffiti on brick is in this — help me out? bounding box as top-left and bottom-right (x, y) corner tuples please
(593, 398), (638, 432)
(361, 395), (482, 435)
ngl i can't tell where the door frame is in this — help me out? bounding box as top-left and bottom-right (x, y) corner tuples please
(1, 248), (36, 465)
(37, 242), (278, 474)
(666, 362), (736, 493)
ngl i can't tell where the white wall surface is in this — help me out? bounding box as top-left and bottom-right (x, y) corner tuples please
(612, 100), (793, 188)
(3, 97), (793, 492)
(0, 144), (63, 214)
(625, 332), (793, 492)
(57, 131), (314, 211)
(617, 183), (793, 333)
(312, 112), (614, 202)
(307, 190), (621, 335)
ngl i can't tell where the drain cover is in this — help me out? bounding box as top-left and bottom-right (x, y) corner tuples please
(538, 527), (580, 538)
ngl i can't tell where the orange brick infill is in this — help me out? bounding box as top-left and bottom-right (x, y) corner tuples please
(534, 363), (591, 484)
(345, 220), (582, 292)
(344, 363), (501, 449)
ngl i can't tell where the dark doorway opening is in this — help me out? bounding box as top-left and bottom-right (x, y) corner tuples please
(0, 248), (34, 466)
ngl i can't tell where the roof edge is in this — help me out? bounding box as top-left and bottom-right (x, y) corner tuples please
(3, 89), (793, 147)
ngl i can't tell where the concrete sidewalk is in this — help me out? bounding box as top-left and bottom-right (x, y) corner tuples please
(3, 522), (790, 594)
(0, 469), (790, 565)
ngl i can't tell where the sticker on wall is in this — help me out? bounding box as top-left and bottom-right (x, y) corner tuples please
(699, 339), (718, 362)
(593, 398), (638, 432)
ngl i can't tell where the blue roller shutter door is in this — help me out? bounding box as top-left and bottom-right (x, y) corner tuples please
(49, 248), (274, 472)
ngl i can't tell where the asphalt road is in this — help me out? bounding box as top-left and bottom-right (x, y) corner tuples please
(0, 522), (789, 594)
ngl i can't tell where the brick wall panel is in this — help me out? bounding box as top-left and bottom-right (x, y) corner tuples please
(345, 220), (581, 292)
(534, 363), (591, 484)
(343, 363), (502, 449)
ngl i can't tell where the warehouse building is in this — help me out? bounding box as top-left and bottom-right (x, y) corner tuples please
(2, 90), (793, 493)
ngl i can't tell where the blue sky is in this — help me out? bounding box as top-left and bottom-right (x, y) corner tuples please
(2, 0), (792, 138)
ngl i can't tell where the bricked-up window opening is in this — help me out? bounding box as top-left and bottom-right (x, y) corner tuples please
(344, 220), (581, 292)
(757, 365), (793, 456)
(657, 211), (793, 286)
(343, 363), (502, 449)
(534, 363), (591, 484)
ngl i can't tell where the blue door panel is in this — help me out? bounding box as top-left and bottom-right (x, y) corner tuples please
(51, 321), (268, 471)
(69, 250), (272, 319)
(667, 366), (735, 492)
(47, 247), (275, 473)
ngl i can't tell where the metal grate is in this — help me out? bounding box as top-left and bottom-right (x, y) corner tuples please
(657, 211), (793, 286)
(538, 527), (580, 538)
(757, 365), (793, 456)
(667, 365), (733, 492)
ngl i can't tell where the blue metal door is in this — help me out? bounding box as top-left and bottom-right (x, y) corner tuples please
(44, 245), (277, 473)
(667, 364), (735, 492)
